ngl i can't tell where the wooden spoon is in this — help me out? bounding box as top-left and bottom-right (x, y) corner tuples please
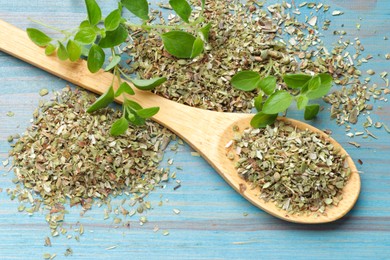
(0, 20), (360, 223)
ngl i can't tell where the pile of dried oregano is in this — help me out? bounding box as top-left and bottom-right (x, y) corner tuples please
(9, 87), (173, 236)
(228, 121), (349, 215)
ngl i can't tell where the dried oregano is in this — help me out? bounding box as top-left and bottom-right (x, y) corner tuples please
(228, 121), (350, 215)
(9, 87), (172, 235)
(124, 0), (388, 128)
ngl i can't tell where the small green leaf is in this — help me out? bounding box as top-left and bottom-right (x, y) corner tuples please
(190, 37), (204, 58)
(318, 73), (333, 87)
(74, 27), (97, 44)
(161, 31), (196, 58)
(308, 75), (321, 91)
(169, 0), (192, 23)
(262, 90), (293, 114)
(131, 77), (167, 90)
(125, 99), (143, 111)
(199, 22), (211, 42)
(250, 112), (278, 128)
(125, 110), (135, 122)
(121, 0), (149, 20)
(79, 20), (91, 28)
(296, 95), (309, 110)
(87, 85), (115, 113)
(87, 44), (105, 73)
(98, 24), (128, 48)
(257, 76), (276, 95)
(124, 101), (145, 125)
(128, 113), (145, 125)
(45, 43), (57, 56)
(104, 9), (122, 31)
(254, 94), (263, 112)
(67, 40), (81, 62)
(306, 73), (333, 99)
(57, 42), (68, 61)
(136, 107), (159, 118)
(304, 104), (320, 120)
(26, 28), (52, 47)
(110, 117), (129, 136)
(105, 55), (121, 71)
(230, 71), (260, 91)
(115, 82), (135, 97)
(283, 74), (312, 89)
(85, 0), (102, 26)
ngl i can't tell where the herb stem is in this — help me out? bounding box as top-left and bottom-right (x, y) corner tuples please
(111, 67), (117, 86)
(117, 67), (133, 81)
(263, 60), (274, 77)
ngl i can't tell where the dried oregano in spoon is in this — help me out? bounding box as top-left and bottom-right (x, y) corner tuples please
(227, 121), (350, 215)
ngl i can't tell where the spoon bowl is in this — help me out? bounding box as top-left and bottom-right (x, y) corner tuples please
(0, 20), (360, 223)
(217, 116), (360, 223)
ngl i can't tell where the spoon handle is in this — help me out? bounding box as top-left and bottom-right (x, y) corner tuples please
(0, 20), (244, 152)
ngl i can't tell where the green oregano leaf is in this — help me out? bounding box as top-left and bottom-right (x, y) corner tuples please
(124, 101), (147, 126)
(257, 76), (276, 95)
(283, 74), (312, 89)
(254, 94), (263, 112)
(169, 0), (192, 23)
(136, 107), (160, 118)
(318, 73), (333, 87)
(66, 40), (81, 62)
(296, 95), (309, 110)
(110, 117), (129, 136)
(306, 73), (333, 99)
(199, 22), (211, 42)
(74, 27), (97, 44)
(87, 85), (115, 113)
(128, 113), (145, 125)
(131, 77), (167, 90)
(262, 90), (293, 114)
(98, 24), (128, 48)
(308, 75), (321, 91)
(121, 0), (149, 20)
(201, 0), (205, 9)
(304, 104), (320, 120)
(230, 71), (260, 91)
(85, 0), (102, 26)
(125, 99), (143, 111)
(104, 9), (122, 31)
(79, 20), (91, 28)
(190, 37), (204, 58)
(57, 41), (68, 61)
(87, 44), (105, 73)
(115, 82), (135, 97)
(105, 55), (121, 71)
(26, 28), (52, 47)
(125, 109), (136, 122)
(45, 43), (57, 56)
(161, 31), (196, 58)
(250, 112), (278, 128)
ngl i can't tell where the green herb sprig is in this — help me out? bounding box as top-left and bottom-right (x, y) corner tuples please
(231, 71), (333, 128)
(26, 0), (209, 135)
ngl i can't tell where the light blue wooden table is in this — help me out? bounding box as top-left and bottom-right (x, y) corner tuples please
(1, 0), (389, 259)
